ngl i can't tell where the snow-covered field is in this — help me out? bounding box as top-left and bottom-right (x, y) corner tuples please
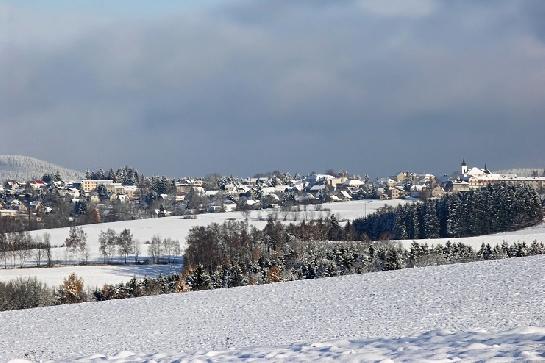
(0, 264), (181, 288)
(28, 199), (407, 261)
(68, 327), (545, 362)
(2, 255), (545, 361)
(1, 200), (406, 287)
(395, 220), (545, 250)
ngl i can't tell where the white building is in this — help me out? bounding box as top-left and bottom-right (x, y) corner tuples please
(456, 160), (545, 193)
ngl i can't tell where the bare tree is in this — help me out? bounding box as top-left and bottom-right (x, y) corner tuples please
(241, 209), (251, 221)
(43, 233), (52, 267)
(34, 235), (43, 267)
(12, 232), (32, 267)
(133, 239), (140, 264)
(65, 226), (87, 264)
(117, 228), (134, 264)
(98, 229), (117, 263)
(162, 238), (180, 264)
(0, 233), (7, 269)
(147, 235), (162, 264)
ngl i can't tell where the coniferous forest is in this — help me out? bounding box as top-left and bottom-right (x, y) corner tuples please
(353, 184), (543, 241)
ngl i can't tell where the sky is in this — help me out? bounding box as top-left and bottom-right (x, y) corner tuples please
(1, 0), (545, 177)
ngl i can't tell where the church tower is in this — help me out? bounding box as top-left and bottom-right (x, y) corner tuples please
(461, 159), (468, 175)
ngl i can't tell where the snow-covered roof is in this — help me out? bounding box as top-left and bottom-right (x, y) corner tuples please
(411, 185), (426, 192)
(309, 174), (335, 181)
(467, 167), (485, 176)
(274, 185), (290, 192)
(261, 187), (277, 195)
(344, 179), (364, 187)
(310, 184), (326, 191)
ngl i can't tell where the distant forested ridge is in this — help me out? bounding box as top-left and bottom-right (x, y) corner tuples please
(353, 184), (543, 241)
(0, 155), (83, 182)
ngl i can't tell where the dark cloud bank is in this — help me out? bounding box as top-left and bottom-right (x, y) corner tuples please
(1, 0), (545, 177)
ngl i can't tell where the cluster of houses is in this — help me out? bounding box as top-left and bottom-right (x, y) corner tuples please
(0, 179), (60, 218)
(378, 161), (545, 200)
(0, 178), (140, 219)
(378, 171), (445, 200)
(0, 173), (377, 219)
(176, 174), (372, 214)
(0, 161), (543, 220)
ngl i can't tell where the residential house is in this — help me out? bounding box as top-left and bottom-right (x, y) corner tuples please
(388, 187), (405, 199)
(431, 185), (445, 198)
(176, 179), (203, 195)
(396, 171), (412, 183)
(106, 183), (125, 195)
(29, 180), (46, 190)
(81, 179), (114, 193)
(123, 185), (139, 200)
(340, 190), (353, 201)
(223, 201), (237, 212)
(342, 179), (365, 188)
(88, 192), (100, 203)
(0, 209), (17, 217)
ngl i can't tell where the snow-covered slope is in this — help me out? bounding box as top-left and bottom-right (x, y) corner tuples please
(395, 220), (545, 250)
(69, 328), (545, 362)
(2, 255), (545, 361)
(0, 155), (83, 182)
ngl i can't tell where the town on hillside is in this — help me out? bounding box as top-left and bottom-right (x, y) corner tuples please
(0, 161), (544, 231)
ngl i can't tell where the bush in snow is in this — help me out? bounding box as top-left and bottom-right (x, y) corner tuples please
(56, 273), (86, 304)
(0, 277), (55, 311)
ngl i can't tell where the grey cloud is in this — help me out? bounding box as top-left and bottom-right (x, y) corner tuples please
(1, 0), (545, 177)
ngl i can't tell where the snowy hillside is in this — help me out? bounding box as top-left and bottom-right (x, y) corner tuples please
(2, 255), (545, 361)
(0, 155), (83, 182)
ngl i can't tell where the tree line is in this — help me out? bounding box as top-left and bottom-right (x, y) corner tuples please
(352, 183), (543, 241)
(0, 226), (181, 268)
(3, 238), (544, 312)
(0, 232), (52, 268)
(180, 213), (545, 292)
(179, 184), (544, 290)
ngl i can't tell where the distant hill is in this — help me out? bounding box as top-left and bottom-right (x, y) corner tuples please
(494, 168), (545, 177)
(0, 155), (83, 182)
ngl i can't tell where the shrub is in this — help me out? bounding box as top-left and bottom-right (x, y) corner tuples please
(56, 273), (86, 304)
(0, 277), (55, 311)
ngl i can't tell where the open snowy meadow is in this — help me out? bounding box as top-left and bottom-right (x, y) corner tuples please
(1, 200), (407, 288)
(1, 255), (545, 362)
(0, 200), (407, 287)
(0, 264), (181, 288)
(27, 199), (408, 261)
